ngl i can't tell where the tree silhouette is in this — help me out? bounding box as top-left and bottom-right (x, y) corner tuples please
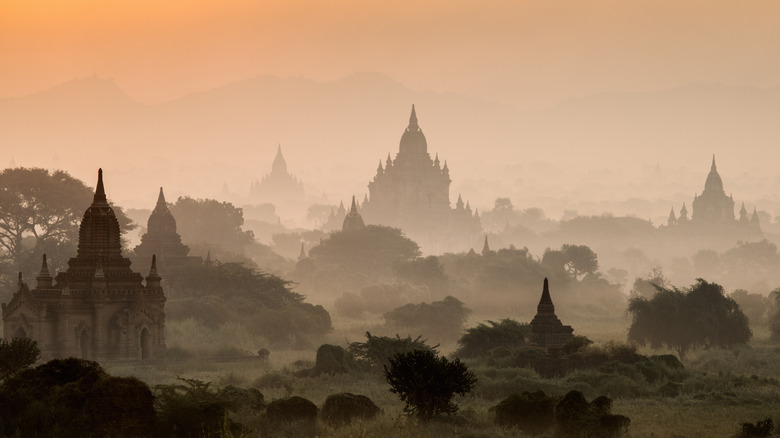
(170, 196), (255, 256)
(628, 279), (751, 360)
(384, 349), (476, 420)
(0, 337), (40, 381)
(561, 244), (599, 280)
(309, 225), (420, 277)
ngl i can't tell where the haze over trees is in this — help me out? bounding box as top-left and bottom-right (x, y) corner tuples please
(170, 196), (255, 257)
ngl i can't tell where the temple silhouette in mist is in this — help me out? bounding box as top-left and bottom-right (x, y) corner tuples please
(2, 170), (167, 360)
(250, 144), (305, 203)
(665, 156), (761, 239)
(360, 105), (482, 252)
(132, 187), (202, 285)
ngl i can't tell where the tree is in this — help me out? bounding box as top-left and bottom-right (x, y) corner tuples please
(384, 349), (476, 420)
(306, 204), (335, 227)
(348, 332), (437, 368)
(383, 296), (471, 343)
(561, 244), (599, 280)
(309, 225), (420, 277)
(165, 261), (332, 348)
(630, 266), (669, 299)
(0, 358), (155, 438)
(0, 337), (40, 381)
(0, 168), (134, 281)
(393, 255), (447, 294)
(170, 196), (255, 256)
(454, 319), (531, 359)
(628, 279), (751, 360)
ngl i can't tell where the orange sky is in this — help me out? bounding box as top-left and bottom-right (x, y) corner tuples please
(2, 0), (780, 108)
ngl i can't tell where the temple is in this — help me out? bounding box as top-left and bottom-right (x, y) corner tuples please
(250, 144), (305, 203)
(2, 169), (167, 360)
(360, 105), (482, 252)
(342, 196), (366, 232)
(530, 278), (573, 351)
(666, 156), (761, 237)
(692, 156), (735, 223)
(132, 187), (200, 283)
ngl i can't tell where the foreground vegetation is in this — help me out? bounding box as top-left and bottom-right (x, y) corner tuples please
(93, 342), (780, 438)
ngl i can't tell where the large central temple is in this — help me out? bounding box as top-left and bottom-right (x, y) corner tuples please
(360, 106), (481, 252)
(2, 169), (167, 361)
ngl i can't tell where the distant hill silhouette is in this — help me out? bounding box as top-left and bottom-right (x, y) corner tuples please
(2, 73), (779, 207)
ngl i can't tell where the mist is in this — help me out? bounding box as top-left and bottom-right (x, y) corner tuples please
(3, 1), (780, 436)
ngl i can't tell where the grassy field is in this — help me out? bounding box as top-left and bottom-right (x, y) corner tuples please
(104, 340), (780, 438)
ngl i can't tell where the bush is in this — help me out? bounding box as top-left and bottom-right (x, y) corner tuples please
(561, 336), (593, 355)
(266, 396), (318, 424)
(493, 390), (555, 435)
(455, 319), (531, 359)
(0, 337), (41, 381)
(312, 344), (359, 376)
(554, 390), (630, 437)
(155, 378), (234, 438)
(348, 332), (437, 368)
(0, 358), (154, 438)
(384, 349), (477, 420)
(739, 418), (774, 438)
(384, 296), (471, 343)
(321, 393), (381, 427)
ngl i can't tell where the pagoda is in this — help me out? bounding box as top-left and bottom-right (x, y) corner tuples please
(2, 169), (166, 360)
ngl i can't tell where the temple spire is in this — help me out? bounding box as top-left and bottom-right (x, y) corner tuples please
(93, 168), (107, 203)
(408, 104), (418, 131)
(272, 144), (288, 173)
(298, 243), (306, 260)
(350, 195), (358, 213)
(482, 235), (491, 255)
(342, 195), (366, 232)
(537, 277), (554, 313)
(146, 254), (162, 288)
(36, 253), (54, 289)
(149, 254), (159, 277)
(711, 154), (717, 172)
(157, 187), (166, 207)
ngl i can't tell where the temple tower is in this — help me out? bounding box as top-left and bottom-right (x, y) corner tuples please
(692, 156), (735, 223)
(3, 169), (166, 361)
(530, 278), (573, 351)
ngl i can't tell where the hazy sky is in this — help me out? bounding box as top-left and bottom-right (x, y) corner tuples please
(3, 0), (780, 109)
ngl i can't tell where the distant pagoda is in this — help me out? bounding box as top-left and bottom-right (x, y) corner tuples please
(133, 187), (200, 283)
(360, 105), (481, 253)
(250, 144), (305, 202)
(134, 187), (190, 259)
(666, 156), (761, 241)
(530, 278), (573, 351)
(342, 196), (366, 232)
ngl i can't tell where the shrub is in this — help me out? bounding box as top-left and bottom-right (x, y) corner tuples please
(266, 396), (318, 424)
(455, 319), (531, 359)
(493, 390), (555, 435)
(348, 332), (437, 368)
(321, 393), (381, 427)
(155, 378), (233, 438)
(740, 418), (774, 438)
(561, 336), (593, 355)
(0, 337), (40, 381)
(384, 349), (477, 420)
(384, 296), (471, 343)
(0, 358), (154, 438)
(554, 390), (630, 438)
(312, 344), (358, 376)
